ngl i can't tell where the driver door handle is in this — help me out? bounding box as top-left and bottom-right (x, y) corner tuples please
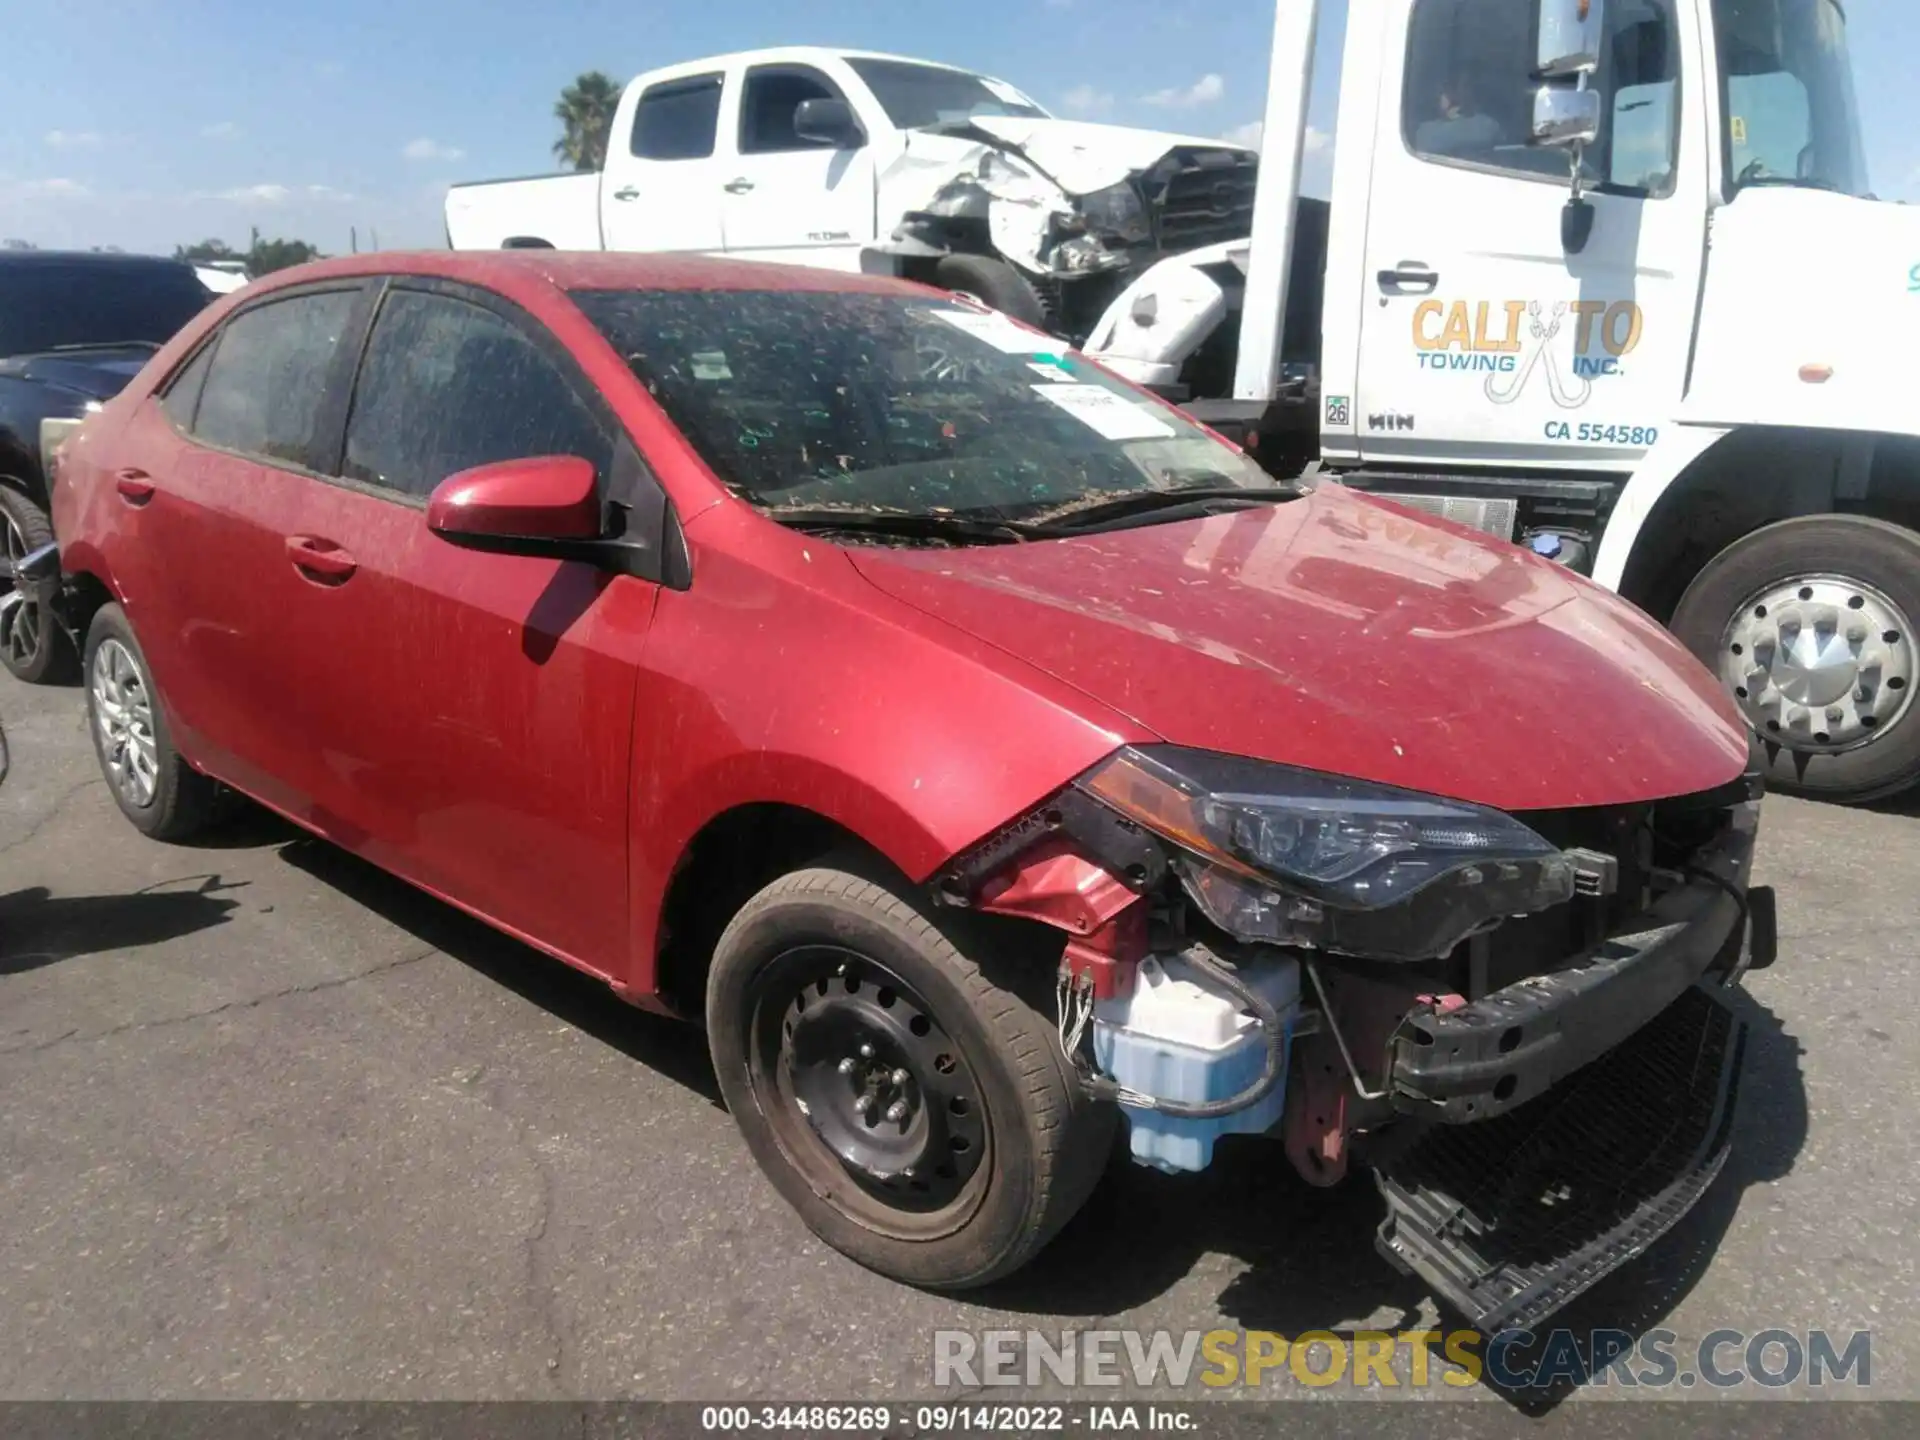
(723, 177), (755, 195)
(611, 186), (641, 201)
(285, 535), (357, 582)
(1378, 263), (1440, 296)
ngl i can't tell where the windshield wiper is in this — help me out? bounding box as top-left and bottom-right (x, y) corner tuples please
(1736, 175), (1847, 195)
(767, 507), (1061, 546)
(1028, 484), (1299, 532)
(46, 340), (164, 353)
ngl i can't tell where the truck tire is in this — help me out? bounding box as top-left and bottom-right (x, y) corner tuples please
(0, 485), (73, 684)
(1671, 514), (1920, 804)
(83, 603), (225, 840)
(931, 255), (1049, 330)
(706, 860), (1113, 1289)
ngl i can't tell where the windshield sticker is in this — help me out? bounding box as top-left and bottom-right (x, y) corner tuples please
(691, 350), (733, 381)
(932, 308), (1053, 355)
(1027, 360), (1077, 383)
(1031, 383), (1176, 441)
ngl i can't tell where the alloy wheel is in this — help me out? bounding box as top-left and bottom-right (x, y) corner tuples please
(0, 511), (45, 672)
(91, 637), (160, 808)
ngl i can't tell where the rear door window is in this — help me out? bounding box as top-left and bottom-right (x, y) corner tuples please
(190, 290), (358, 468)
(632, 74), (724, 160)
(341, 288), (611, 500)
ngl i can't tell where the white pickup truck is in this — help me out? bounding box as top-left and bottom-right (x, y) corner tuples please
(445, 47), (1260, 342)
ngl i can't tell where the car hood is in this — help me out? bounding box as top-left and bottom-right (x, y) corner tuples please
(0, 347), (152, 401)
(921, 117), (1254, 195)
(848, 486), (1750, 813)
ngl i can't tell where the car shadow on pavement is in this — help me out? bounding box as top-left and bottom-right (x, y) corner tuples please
(980, 987), (1808, 1413)
(274, 835), (724, 1107)
(0, 874), (246, 974)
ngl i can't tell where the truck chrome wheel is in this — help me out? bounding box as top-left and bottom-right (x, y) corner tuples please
(91, 637), (160, 808)
(752, 945), (990, 1222)
(1719, 574), (1915, 755)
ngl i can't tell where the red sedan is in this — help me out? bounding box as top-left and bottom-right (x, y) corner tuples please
(49, 251), (1770, 1322)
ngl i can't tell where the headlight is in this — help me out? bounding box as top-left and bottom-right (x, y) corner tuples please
(1077, 180), (1151, 245)
(1076, 746), (1575, 959)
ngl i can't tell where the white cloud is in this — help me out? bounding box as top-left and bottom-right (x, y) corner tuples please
(207, 183), (292, 203)
(1061, 83), (1114, 114)
(201, 121), (241, 140)
(44, 130), (103, 150)
(402, 137), (465, 163)
(1143, 73), (1225, 109)
(13, 177), (90, 198)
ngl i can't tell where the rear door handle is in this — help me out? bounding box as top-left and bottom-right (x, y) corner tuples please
(285, 535), (357, 582)
(723, 177), (755, 195)
(1378, 263), (1440, 296)
(115, 468), (155, 504)
(611, 186), (641, 201)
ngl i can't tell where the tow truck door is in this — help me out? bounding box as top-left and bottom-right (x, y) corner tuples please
(1342, 0), (1709, 471)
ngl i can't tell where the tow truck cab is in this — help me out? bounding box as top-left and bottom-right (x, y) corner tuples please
(1088, 0), (1919, 808)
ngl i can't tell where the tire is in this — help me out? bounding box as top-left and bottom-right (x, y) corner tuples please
(706, 861), (1113, 1289)
(1671, 514), (1920, 804)
(0, 485), (74, 684)
(83, 603), (225, 840)
(931, 254), (1049, 330)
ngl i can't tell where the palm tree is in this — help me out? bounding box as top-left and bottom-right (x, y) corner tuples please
(553, 71), (622, 173)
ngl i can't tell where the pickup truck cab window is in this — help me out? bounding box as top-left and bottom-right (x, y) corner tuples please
(631, 73), (725, 161)
(842, 57), (1047, 128)
(1404, 0), (1680, 196)
(343, 289), (612, 500)
(190, 290), (359, 469)
(740, 65), (851, 154)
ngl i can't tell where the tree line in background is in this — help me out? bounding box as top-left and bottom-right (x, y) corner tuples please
(174, 226), (323, 276)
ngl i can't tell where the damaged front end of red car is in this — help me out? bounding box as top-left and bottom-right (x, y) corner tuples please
(937, 743), (1777, 1334)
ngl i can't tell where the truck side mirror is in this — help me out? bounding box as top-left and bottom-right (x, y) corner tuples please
(1533, 0), (1607, 255)
(794, 98), (863, 149)
(1537, 0), (1605, 78)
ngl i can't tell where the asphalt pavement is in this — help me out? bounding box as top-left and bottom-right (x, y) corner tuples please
(1, 665), (1914, 1418)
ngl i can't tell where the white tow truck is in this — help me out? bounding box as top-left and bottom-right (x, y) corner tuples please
(446, 47), (1260, 342)
(1082, 0), (1915, 806)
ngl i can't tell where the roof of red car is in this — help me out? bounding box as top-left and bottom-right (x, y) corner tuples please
(260, 249), (934, 297)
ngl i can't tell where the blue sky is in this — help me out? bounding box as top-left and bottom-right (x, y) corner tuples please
(2, 0), (1912, 255)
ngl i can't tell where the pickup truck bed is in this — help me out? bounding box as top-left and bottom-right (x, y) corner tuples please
(446, 172), (603, 251)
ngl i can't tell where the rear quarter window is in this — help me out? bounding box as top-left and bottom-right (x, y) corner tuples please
(191, 290), (358, 468)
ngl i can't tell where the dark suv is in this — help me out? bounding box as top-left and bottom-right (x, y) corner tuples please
(1, 251), (213, 679)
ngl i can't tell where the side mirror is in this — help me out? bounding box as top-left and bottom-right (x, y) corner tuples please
(1537, 0), (1605, 78)
(1532, 86), (1603, 150)
(428, 455), (602, 552)
(793, 97), (863, 148)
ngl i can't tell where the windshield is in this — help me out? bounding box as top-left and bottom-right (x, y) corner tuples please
(569, 288), (1276, 536)
(0, 261), (214, 358)
(1712, 0), (1868, 196)
(844, 57), (1049, 129)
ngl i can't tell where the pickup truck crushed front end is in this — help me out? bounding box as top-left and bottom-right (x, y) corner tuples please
(947, 755), (1775, 1332)
(882, 128), (1259, 339)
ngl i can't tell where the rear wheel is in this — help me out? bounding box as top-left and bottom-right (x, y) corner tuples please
(931, 254), (1049, 330)
(1671, 514), (1920, 803)
(84, 604), (225, 840)
(0, 486), (72, 684)
(706, 862), (1111, 1289)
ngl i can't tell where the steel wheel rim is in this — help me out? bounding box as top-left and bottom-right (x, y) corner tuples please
(748, 945), (992, 1237)
(1719, 573), (1916, 756)
(91, 638), (159, 808)
(0, 512), (43, 670)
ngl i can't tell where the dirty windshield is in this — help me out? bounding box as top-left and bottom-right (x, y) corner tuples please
(570, 288), (1275, 537)
(1713, 0), (1868, 196)
(844, 58), (1048, 128)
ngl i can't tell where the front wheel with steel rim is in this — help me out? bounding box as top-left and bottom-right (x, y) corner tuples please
(83, 603), (225, 840)
(707, 862), (1113, 1289)
(0, 486), (73, 683)
(1672, 514), (1920, 804)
